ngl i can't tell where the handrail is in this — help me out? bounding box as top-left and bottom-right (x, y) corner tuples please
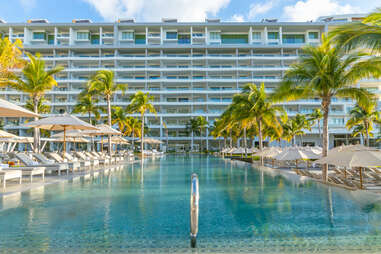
(190, 173), (199, 248)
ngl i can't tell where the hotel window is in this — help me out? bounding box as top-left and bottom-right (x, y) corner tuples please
(252, 32), (261, 40)
(282, 34), (305, 44)
(267, 32), (279, 40)
(32, 32), (46, 40)
(77, 32), (89, 40)
(209, 32), (221, 41)
(121, 31), (134, 40)
(166, 32), (178, 39)
(308, 32), (319, 40)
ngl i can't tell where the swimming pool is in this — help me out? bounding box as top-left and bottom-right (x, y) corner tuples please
(0, 155), (381, 253)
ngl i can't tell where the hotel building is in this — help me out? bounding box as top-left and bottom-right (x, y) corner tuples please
(0, 15), (379, 151)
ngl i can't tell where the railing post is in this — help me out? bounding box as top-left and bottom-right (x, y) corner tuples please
(190, 173), (199, 248)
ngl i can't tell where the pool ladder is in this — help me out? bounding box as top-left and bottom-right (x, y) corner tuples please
(190, 173), (199, 248)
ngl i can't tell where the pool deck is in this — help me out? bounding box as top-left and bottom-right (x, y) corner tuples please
(0, 158), (140, 198)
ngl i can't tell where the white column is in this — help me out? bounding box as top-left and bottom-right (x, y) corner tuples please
(248, 26), (253, 44)
(99, 27), (103, 45)
(263, 26), (268, 45)
(279, 26), (282, 45)
(23, 27), (29, 45)
(145, 26), (148, 45)
(54, 27), (58, 45)
(160, 26), (163, 45)
(205, 26), (208, 45)
(190, 26), (193, 45)
(9, 27), (13, 40)
(69, 27), (74, 45)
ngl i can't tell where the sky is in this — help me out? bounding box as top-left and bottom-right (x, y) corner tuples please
(0, 0), (380, 23)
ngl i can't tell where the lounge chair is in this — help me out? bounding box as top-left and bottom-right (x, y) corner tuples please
(46, 153), (80, 172)
(0, 169), (22, 189)
(32, 153), (72, 173)
(73, 152), (99, 167)
(63, 152), (91, 169)
(13, 153), (68, 176)
(86, 152), (110, 165)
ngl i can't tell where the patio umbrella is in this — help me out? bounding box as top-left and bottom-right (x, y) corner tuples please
(138, 138), (163, 144)
(315, 147), (381, 189)
(82, 124), (122, 153)
(25, 113), (98, 158)
(274, 147), (320, 168)
(254, 147), (282, 158)
(0, 130), (18, 138)
(0, 98), (40, 118)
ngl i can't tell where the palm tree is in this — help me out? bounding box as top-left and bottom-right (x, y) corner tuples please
(186, 118), (199, 152)
(272, 36), (381, 181)
(72, 90), (103, 124)
(3, 53), (63, 152)
(346, 101), (380, 146)
(88, 70), (126, 155)
(308, 108), (323, 145)
(330, 9), (381, 54)
(196, 116), (208, 152)
(127, 91), (156, 156)
(282, 114), (310, 146)
(111, 106), (128, 133)
(246, 83), (282, 160)
(0, 37), (25, 81)
(124, 116), (142, 151)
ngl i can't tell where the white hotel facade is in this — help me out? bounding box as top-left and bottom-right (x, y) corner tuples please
(0, 15), (379, 151)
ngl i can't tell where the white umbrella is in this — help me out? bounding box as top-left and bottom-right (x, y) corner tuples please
(0, 130), (18, 138)
(25, 113), (98, 157)
(254, 147), (282, 158)
(0, 98), (40, 118)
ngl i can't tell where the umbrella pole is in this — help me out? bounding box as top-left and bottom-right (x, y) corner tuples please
(359, 167), (363, 189)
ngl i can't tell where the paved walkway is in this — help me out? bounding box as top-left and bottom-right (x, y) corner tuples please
(0, 158), (140, 198)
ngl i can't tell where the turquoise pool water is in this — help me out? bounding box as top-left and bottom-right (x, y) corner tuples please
(1, 155), (381, 253)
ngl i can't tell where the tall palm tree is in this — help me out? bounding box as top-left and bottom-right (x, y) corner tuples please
(196, 116), (208, 152)
(330, 9), (381, 54)
(346, 101), (380, 146)
(111, 106), (128, 133)
(3, 53), (63, 152)
(186, 118), (199, 152)
(127, 91), (156, 156)
(272, 36), (381, 181)
(308, 108), (323, 145)
(246, 83), (282, 161)
(88, 70), (126, 155)
(0, 37), (25, 81)
(282, 114), (310, 146)
(72, 90), (103, 124)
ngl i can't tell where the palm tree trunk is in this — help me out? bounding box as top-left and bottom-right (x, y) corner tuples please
(322, 100), (330, 182)
(318, 120), (322, 146)
(243, 127), (247, 158)
(88, 112), (92, 151)
(258, 119), (264, 165)
(132, 130), (135, 152)
(141, 112), (144, 157)
(33, 97), (39, 153)
(365, 121), (369, 146)
(107, 97), (112, 156)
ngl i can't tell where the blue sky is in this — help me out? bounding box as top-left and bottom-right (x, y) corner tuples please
(0, 0), (380, 23)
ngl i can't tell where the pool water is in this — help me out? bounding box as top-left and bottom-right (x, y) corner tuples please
(1, 155), (381, 253)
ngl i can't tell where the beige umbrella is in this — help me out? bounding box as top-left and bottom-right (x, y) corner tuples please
(52, 129), (89, 138)
(54, 137), (90, 143)
(275, 147), (320, 168)
(0, 98), (40, 118)
(25, 113), (98, 158)
(316, 147), (381, 189)
(254, 147), (282, 158)
(138, 137), (163, 144)
(82, 124), (122, 153)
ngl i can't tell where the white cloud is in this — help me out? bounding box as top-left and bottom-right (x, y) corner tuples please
(83, 0), (230, 21)
(230, 14), (244, 22)
(283, 0), (360, 21)
(248, 1), (276, 19)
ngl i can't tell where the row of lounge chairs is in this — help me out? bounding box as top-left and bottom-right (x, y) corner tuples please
(0, 151), (135, 189)
(294, 167), (381, 190)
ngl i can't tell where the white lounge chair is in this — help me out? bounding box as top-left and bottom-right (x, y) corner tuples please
(46, 153), (80, 172)
(13, 153), (67, 176)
